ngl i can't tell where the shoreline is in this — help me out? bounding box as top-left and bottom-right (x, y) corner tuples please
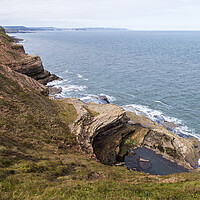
(10, 35), (24, 43)
(7, 30), (200, 174)
(48, 78), (199, 141)
(9, 31), (199, 141)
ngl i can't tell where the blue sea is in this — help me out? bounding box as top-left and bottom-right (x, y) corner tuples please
(13, 31), (200, 139)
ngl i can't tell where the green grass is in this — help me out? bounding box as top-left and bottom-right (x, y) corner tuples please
(1, 56), (200, 199)
(83, 106), (100, 118)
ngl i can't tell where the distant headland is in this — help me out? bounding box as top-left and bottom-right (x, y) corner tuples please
(3, 26), (128, 33)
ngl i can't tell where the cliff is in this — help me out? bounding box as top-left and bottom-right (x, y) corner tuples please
(0, 27), (60, 85)
(68, 98), (200, 171)
(1, 26), (200, 199)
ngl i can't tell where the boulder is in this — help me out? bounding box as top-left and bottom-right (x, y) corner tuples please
(49, 86), (62, 95)
(98, 95), (110, 104)
(139, 158), (152, 170)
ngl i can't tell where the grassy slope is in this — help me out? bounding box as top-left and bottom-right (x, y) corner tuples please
(0, 36), (200, 200)
(0, 72), (200, 200)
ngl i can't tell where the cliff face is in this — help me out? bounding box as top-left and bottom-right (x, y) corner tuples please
(69, 98), (200, 170)
(0, 64), (48, 95)
(1, 26), (199, 171)
(0, 27), (60, 85)
(2, 26), (200, 199)
(0, 26), (5, 34)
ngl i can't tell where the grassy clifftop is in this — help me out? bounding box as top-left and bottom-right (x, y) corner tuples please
(1, 29), (200, 199)
(1, 72), (200, 199)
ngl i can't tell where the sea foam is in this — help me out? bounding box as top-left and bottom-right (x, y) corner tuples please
(123, 104), (199, 140)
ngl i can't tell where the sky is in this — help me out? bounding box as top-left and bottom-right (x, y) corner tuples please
(1, 0), (200, 30)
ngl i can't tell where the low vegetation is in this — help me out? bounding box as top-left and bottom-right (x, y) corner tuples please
(1, 29), (200, 199)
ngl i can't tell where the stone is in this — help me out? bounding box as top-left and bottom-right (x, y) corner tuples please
(98, 95), (110, 104)
(139, 158), (152, 170)
(10, 43), (25, 53)
(0, 30), (61, 86)
(68, 98), (200, 170)
(49, 86), (62, 95)
(0, 64), (49, 96)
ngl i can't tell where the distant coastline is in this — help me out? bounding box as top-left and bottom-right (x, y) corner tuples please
(3, 26), (128, 33)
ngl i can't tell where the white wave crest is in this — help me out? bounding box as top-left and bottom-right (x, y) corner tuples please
(77, 74), (83, 78)
(122, 104), (198, 139)
(62, 85), (87, 92)
(79, 93), (116, 104)
(47, 79), (65, 86)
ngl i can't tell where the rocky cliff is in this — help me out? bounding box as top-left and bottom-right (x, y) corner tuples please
(2, 26), (200, 199)
(68, 98), (200, 170)
(1, 26), (200, 172)
(0, 26), (60, 85)
(0, 64), (48, 95)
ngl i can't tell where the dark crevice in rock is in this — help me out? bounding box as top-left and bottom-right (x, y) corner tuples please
(116, 130), (136, 162)
(92, 125), (129, 165)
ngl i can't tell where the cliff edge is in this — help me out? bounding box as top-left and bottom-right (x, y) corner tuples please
(68, 98), (200, 171)
(1, 26), (200, 199)
(0, 26), (60, 85)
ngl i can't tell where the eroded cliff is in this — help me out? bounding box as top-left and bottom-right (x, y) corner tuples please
(68, 98), (200, 170)
(0, 27), (59, 85)
(1, 26), (200, 199)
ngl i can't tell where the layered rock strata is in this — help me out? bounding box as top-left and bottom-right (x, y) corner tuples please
(0, 26), (60, 85)
(68, 98), (200, 170)
(0, 64), (49, 95)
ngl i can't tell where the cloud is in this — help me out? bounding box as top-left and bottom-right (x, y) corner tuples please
(0, 0), (200, 29)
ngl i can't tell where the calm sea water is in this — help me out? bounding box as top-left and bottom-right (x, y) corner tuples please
(13, 31), (200, 138)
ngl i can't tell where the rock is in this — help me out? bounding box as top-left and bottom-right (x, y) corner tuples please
(68, 99), (200, 170)
(0, 64), (49, 96)
(115, 162), (125, 166)
(32, 70), (51, 80)
(0, 30), (61, 86)
(68, 98), (133, 165)
(49, 86), (62, 95)
(8, 55), (44, 76)
(139, 158), (152, 170)
(161, 121), (179, 129)
(98, 95), (110, 104)
(125, 111), (200, 169)
(38, 74), (61, 85)
(10, 43), (25, 53)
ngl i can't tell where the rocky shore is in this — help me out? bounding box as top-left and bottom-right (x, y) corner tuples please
(66, 98), (200, 173)
(0, 27), (60, 88)
(1, 26), (200, 175)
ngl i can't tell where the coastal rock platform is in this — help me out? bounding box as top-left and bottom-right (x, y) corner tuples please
(67, 98), (200, 172)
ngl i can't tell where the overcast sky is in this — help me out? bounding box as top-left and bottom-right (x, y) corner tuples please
(1, 0), (200, 30)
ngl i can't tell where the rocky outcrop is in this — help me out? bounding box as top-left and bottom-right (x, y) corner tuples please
(0, 64), (49, 96)
(125, 112), (200, 169)
(0, 26), (5, 34)
(8, 55), (44, 76)
(68, 98), (200, 170)
(68, 98), (134, 165)
(0, 27), (60, 85)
